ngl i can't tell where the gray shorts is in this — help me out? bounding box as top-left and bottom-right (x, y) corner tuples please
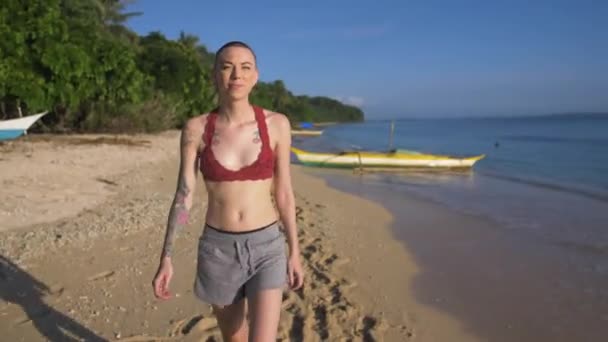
(193, 221), (288, 306)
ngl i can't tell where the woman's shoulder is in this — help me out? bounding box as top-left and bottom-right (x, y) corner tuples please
(183, 113), (211, 132)
(180, 114), (211, 149)
(259, 107), (291, 132)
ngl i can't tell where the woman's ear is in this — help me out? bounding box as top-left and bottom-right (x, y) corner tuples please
(212, 68), (219, 91)
(253, 67), (259, 87)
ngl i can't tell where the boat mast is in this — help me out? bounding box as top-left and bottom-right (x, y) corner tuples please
(388, 120), (395, 151)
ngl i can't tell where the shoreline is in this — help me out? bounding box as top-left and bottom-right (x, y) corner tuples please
(290, 166), (480, 341)
(303, 166), (608, 342)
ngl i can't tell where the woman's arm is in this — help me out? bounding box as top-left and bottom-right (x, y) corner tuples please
(159, 118), (202, 261)
(273, 114), (299, 256)
(273, 113), (304, 289)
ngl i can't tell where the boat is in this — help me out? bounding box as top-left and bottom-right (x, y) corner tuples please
(290, 147), (485, 170)
(291, 121), (324, 136)
(0, 111), (48, 141)
(291, 129), (323, 136)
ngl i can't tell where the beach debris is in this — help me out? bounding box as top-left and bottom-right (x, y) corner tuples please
(111, 334), (180, 342)
(15, 317), (34, 326)
(96, 177), (119, 186)
(47, 284), (65, 296)
(14, 307), (51, 325)
(87, 270), (115, 281)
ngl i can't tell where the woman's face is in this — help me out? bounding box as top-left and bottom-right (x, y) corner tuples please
(214, 46), (259, 101)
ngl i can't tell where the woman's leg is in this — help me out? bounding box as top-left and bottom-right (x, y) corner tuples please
(213, 299), (249, 342)
(247, 288), (283, 341)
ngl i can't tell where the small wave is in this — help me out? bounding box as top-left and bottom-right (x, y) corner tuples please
(499, 135), (608, 145)
(479, 171), (608, 203)
(557, 240), (608, 257)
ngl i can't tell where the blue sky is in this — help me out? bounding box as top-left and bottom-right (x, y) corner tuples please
(125, 0), (608, 118)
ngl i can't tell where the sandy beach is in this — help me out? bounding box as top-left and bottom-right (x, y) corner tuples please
(1, 131), (420, 341)
(2, 131), (605, 342)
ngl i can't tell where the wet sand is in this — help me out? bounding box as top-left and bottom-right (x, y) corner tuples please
(311, 168), (608, 342)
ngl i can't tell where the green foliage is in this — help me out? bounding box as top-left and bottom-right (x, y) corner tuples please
(81, 92), (176, 133)
(0, 0), (364, 131)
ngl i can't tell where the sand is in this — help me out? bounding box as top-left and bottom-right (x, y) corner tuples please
(1, 131), (425, 341)
(0, 133), (179, 232)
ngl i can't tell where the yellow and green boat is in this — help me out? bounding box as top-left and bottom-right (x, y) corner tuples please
(291, 147), (485, 170)
(291, 129), (323, 136)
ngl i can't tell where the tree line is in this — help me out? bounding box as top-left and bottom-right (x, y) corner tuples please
(0, 0), (364, 133)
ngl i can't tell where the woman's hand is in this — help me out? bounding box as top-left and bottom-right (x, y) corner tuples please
(152, 257), (173, 300)
(287, 253), (304, 290)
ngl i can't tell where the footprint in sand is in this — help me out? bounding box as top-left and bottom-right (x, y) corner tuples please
(42, 284), (65, 302)
(323, 254), (351, 269)
(118, 315), (222, 342)
(295, 206), (305, 221)
(278, 226), (387, 340)
(167, 314), (221, 341)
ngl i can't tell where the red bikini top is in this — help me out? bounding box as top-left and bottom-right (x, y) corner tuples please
(199, 105), (275, 182)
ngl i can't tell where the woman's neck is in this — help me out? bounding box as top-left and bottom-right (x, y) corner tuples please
(217, 99), (254, 125)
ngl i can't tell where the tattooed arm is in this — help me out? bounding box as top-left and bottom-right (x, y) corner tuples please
(159, 118), (203, 261)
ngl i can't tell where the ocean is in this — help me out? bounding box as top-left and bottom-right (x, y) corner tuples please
(293, 114), (608, 256)
(292, 113), (608, 340)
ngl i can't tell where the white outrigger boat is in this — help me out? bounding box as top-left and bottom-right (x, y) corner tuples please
(0, 111), (48, 141)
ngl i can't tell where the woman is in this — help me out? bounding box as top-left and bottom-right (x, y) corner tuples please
(152, 41), (304, 342)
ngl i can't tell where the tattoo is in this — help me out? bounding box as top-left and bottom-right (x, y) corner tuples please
(212, 132), (220, 146)
(182, 125), (198, 148)
(253, 130), (261, 144)
(161, 177), (191, 259)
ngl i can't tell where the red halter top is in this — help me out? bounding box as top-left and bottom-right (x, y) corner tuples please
(199, 106), (275, 182)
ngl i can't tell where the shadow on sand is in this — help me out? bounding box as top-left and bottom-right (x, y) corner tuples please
(1, 255), (107, 341)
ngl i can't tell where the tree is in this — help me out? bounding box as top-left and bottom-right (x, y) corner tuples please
(0, 0), (363, 132)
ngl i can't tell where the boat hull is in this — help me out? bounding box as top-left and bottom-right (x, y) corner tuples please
(0, 129), (27, 141)
(291, 129), (323, 136)
(291, 147), (484, 169)
(0, 112), (47, 141)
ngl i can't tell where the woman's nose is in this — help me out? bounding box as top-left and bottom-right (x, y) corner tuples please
(231, 68), (241, 79)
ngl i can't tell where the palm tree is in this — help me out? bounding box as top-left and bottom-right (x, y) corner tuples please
(95, 0), (142, 43)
